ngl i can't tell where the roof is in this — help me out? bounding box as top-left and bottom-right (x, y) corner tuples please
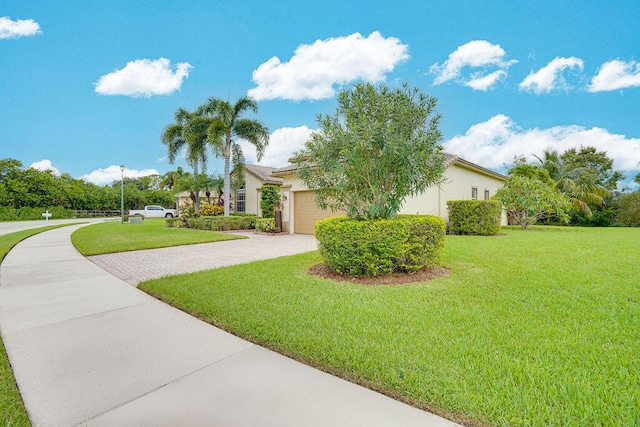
(270, 152), (505, 181)
(241, 164), (284, 185)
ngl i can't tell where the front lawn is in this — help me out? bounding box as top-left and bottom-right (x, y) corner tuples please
(71, 218), (246, 255)
(139, 226), (640, 427)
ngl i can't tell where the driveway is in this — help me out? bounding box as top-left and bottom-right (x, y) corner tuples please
(89, 231), (318, 285)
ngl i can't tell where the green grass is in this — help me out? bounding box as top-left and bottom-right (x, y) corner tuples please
(1, 224), (78, 427)
(71, 218), (246, 255)
(139, 226), (640, 427)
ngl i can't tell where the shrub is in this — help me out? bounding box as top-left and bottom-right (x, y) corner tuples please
(447, 200), (502, 235)
(230, 212), (259, 217)
(199, 204), (224, 216)
(255, 218), (279, 233)
(315, 215), (446, 277)
(616, 191), (640, 226)
(165, 217), (181, 228)
(0, 206), (74, 221)
(260, 184), (281, 218)
(186, 215), (256, 231)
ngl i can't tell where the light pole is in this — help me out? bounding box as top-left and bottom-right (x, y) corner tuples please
(120, 165), (125, 224)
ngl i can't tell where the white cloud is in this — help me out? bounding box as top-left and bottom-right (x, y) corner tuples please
(0, 16), (41, 39)
(519, 57), (584, 94)
(80, 165), (159, 185)
(94, 58), (192, 97)
(247, 31), (409, 101)
(443, 114), (640, 172)
(239, 126), (316, 167)
(29, 159), (59, 175)
(430, 40), (517, 90)
(588, 60), (640, 92)
(465, 70), (507, 91)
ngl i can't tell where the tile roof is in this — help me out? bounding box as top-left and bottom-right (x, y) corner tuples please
(244, 164), (284, 185)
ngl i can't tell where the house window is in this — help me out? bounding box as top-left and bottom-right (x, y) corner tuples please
(484, 189), (490, 200)
(471, 187), (478, 200)
(236, 187), (245, 212)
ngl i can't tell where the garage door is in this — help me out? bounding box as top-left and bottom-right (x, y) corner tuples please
(293, 191), (343, 234)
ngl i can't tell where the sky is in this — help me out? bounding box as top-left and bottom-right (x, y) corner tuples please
(2, 1), (640, 187)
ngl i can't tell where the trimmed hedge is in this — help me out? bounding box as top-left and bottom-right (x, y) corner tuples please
(447, 200), (502, 236)
(0, 206), (74, 221)
(185, 215), (257, 231)
(315, 215), (446, 277)
(255, 218), (279, 233)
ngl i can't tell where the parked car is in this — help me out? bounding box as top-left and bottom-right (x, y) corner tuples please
(128, 205), (178, 218)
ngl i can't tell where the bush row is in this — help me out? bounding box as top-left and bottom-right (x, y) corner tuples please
(447, 200), (502, 236)
(167, 214), (259, 231)
(0, 206), (75, 221)
(315, 215), (446, 277)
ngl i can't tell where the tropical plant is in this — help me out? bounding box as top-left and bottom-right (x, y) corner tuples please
(201, 96), (269, 216)
(533, 148), (612, 219)
(161, 108), (212, 213)
(292, 83), (445, 220)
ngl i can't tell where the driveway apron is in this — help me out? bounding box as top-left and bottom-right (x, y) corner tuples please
(0, 225), (460, 426)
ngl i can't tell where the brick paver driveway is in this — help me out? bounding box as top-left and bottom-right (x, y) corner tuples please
(89, 232), (318, 286)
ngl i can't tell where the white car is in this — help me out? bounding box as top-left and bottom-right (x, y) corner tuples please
(128, 205), (178, 218)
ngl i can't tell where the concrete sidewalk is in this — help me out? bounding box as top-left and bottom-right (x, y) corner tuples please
(0, 225), (460, 426)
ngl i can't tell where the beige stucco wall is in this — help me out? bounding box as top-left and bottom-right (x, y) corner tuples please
(401, 163), (507, 224)
(277, 162), (507, 233)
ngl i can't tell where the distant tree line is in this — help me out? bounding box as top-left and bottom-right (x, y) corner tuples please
(496, 146), (640, 228)
(0, 158), (176, 220)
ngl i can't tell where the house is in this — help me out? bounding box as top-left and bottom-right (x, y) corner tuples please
(270, 153), (507, 234)
(230, 164), (283, 216)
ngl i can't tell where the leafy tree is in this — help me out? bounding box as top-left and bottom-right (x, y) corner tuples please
(495, 175), (570, 230)
(162, 108), (212, 212)
(533, 148), (611, 220)
(293, 83), (445, 220)
(616, 191), (640, 226)
(260, 184), (280, 218)
(201, 96), (269, 216)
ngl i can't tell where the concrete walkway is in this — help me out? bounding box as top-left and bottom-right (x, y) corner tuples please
(0, 225), (460, 426)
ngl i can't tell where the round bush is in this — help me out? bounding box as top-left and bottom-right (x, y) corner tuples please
(315, 215), (446, 277)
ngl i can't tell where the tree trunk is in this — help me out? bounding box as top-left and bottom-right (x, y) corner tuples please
(193, 163), (200, 214)
(223, 139), (231, 216)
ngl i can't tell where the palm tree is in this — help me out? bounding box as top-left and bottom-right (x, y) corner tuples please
(200, 96), (269, 216)
(534, 148), (609, 219)
(161, 108), (212, 213)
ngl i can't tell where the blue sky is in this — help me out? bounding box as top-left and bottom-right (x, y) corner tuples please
(2, 1), (639, 186)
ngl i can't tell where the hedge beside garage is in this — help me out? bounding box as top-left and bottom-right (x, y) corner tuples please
(447, 200), (502, 236)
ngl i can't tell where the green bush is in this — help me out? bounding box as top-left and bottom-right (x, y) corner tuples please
(165, 217), (182, 228)
(315, 215), (446, 276)
(260, 184), (281, 218)
(255, 218), (279, 232)
(0, 206), (74, 221)
(199, 204), (224, 216)
(616, 191), (640, 226)
(186, 215), (256, 231)
(447, 200), (502, 235)
(230, 212), (259, 217)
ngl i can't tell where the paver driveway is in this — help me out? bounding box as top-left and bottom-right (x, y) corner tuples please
(89, 231), (318, 285)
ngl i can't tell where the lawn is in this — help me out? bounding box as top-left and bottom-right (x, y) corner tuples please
(139, 226), (640, 427)
(71, 218), (246, 255)
(1, 224), (77, 427)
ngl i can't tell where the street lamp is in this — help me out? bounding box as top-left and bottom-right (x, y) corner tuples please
(120, 165), (125, 224)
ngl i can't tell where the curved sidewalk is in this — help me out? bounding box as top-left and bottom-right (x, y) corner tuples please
(0, 225), (460, 426)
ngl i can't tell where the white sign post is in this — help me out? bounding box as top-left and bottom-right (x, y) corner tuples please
(42, 210), (52, 223)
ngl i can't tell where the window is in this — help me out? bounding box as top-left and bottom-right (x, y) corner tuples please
(236, 187), (245, 212)
(484, 189), (490, 200)
(471, 187), (478, 200)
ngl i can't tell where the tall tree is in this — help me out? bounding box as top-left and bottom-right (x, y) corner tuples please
(293, 83), (445, 220)
(201, 96), (269, 216)
(533, 148), (611, 219)
(161, 108), (211, 213)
